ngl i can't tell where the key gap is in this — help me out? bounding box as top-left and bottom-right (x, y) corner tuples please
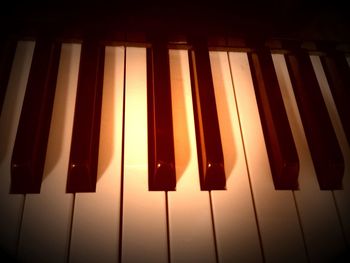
(118, 45), (127, 263)
(15, 194), (26, 259)
(66, 193), (76, 263)
(292, 191), (311, 263)
(208, 191), (219, 263)
(165, 192), (171, 263)
(331, 191), (349, 248)
(226, 51), (266, 263)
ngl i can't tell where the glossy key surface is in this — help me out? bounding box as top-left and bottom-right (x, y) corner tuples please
(69, 46), (124, 263)
(121, 47), (168, 263)
(320, 51), (350, 145)
(273, 53), (346, 262)
(17, 43), (80, 263)
(188, 38), (225, 190)
(67, 40), (105, 193)
(11, 39), (61, 193)
(147, 37), (176, 190)
(285, 49), (344, 190)
(168, 49), (217, 262)
(248, 48), (299, 189)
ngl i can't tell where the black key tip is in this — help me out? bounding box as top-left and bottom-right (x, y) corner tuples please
(149, 161), (176, 191)
(318, 159), (344, 190)
(202, 162), (226, 190)
(67, 162), (96, 193)
(10, 162), (41, 193)
(273, 160), (299, 190)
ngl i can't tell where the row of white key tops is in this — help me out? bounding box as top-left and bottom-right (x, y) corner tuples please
(0, 41), (349, 263)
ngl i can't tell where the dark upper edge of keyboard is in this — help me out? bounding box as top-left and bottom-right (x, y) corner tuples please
(1, 2), (349, 48)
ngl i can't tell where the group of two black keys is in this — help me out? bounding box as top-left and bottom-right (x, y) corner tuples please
(1, 36), (348, 194)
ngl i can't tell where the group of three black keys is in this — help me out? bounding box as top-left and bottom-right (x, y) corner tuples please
(1, 36), (349, 194)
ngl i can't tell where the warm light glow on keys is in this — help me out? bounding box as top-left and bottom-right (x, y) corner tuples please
(209, 51), (262, 262)
(0, 41), (34, 255)
(170, 49), (201, 192)
(167, 49), (216, 262)
(121, 47), (168, 263)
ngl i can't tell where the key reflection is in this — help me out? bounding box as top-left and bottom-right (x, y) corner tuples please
(209, 51), (236, 182)
(43, 44), (80, 178)
(96, 47), (122, 181)
(0, 42), (34, 164)
(169, 49), (190, 183)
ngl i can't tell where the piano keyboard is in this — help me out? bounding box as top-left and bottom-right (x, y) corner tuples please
(0, 40), (349, 263)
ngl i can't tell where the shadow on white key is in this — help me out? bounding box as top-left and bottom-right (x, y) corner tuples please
(121, 47), (168, 263)
(310, 55), (350, 251)
(69, 46), (124, 263)
(229, 52), (307, 263)
(0, 41), (34, 257)
(167, 49), (216, 263)
(272, 54), (346, 262)
(16, 43), (80, 263)
(209, 51), (263, 262)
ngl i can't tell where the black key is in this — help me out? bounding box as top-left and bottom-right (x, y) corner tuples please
(147, 38), (176, 191)
(248, 48), (299, 189)
(284, 48), (344, 190)
(188, 38), (226, 190)
(66, 40), (104, 193)
(0, 39), (17, 115)
(320, 50), (350, 145)
(11, 39), (61, 193)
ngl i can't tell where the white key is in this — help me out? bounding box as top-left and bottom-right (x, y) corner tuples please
(309, 55), (350, 248)
(167, 49), (216, 263)
(0, 41), (34, 256)
(272, 54), (346, 262)
(121, 47), (168, 263)
(16, 43), (80, 263)
(209, 51), (263, 262)
(69, 46), (124, 263)
(228, 52), (307, 263)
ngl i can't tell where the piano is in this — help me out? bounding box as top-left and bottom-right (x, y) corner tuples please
(1, 2), (350, 262)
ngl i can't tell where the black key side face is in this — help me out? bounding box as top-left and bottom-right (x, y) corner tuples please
(11, 39), (61, 194)
(189, 39), (226, 190)
(147, 40), (176, 191)
(248, 49), (299, 190)
(0, 39), (17, 116)
(320, 53), (350, 146)
(285, 50), (344, 190)
(66, 41), (104, 193)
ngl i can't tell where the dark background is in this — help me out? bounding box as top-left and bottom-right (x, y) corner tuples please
(1, 0), (349, 43)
